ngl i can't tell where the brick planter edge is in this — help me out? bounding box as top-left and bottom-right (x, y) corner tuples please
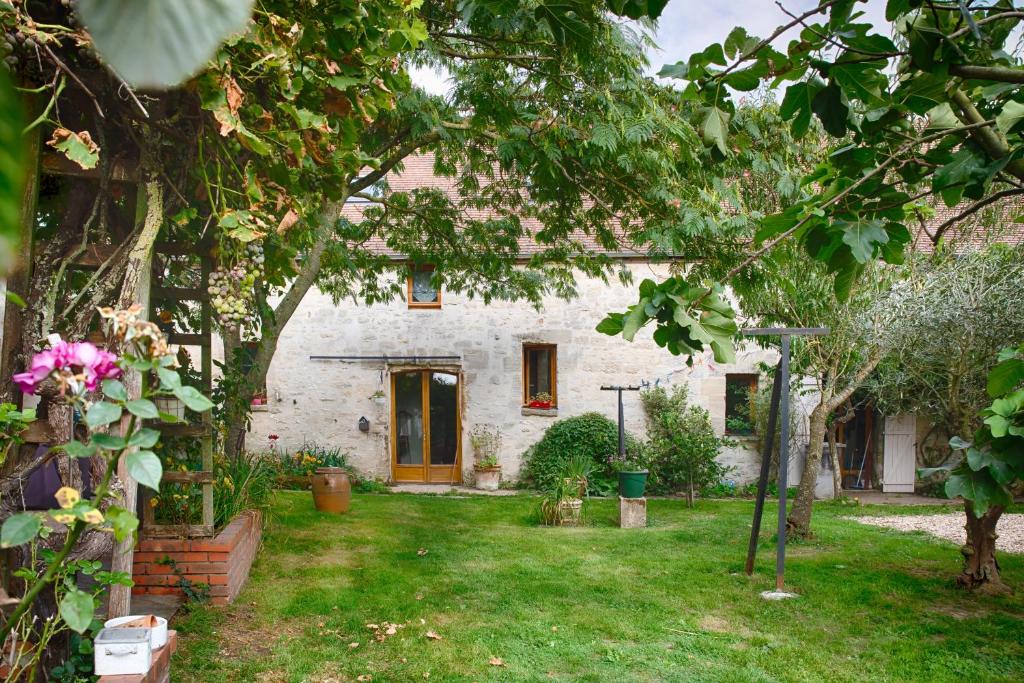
(132, 510), (262, 606)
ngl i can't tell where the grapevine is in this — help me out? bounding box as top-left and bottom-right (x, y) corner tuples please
(208, 242), (264, 332)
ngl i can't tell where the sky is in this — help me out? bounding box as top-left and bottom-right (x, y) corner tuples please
(410, 0), (891, 95)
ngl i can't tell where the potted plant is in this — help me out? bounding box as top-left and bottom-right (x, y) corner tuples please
(610, 447), (649, 499)
(470, 425), (502, 490)
(369, 389), (386, 406)
(527, 392), (553, 409)
(540, 455), (592, 526)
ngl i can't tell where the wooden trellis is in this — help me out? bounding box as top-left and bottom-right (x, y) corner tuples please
(140, 241), (216, 538)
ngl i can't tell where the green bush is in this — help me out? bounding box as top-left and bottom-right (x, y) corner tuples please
(641, 385), (734, 502)
(522, 412), (639, 495)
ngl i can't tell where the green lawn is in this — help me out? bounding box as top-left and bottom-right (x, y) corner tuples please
(172, 492), (1024, 682)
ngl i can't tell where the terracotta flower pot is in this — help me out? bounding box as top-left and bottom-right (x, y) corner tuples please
(474, 465), (501, 491)
(311, 467), (351, 513)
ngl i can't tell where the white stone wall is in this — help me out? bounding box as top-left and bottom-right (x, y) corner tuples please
(248, 263), (781, 484)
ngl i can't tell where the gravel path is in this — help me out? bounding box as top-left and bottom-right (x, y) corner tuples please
(848, 513), (1024, 554)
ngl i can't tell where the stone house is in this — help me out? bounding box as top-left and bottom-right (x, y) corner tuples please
(243, 157), (1019, 493)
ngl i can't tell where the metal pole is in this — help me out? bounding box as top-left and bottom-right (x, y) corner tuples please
(745, 360), (783, 576)
(617, 388), (625, 458)
(775, 334), (792, 591)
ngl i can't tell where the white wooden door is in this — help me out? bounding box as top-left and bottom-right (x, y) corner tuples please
(883, 414), (916, 493)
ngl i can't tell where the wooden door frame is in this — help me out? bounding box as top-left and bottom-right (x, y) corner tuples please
(389, 369), (462, 484)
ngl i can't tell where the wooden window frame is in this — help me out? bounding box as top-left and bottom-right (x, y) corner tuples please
(522, 344), (558, 408)
(724, 373), (758, 436)
(407, 264), (442, 309)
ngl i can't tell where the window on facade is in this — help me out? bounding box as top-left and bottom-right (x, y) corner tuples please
(725, 374), (757, 435)
(523, 344), (557, 408)
(407, 264), (441, 308)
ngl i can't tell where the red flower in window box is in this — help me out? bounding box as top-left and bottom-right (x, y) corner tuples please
(527, 393), (553, 409)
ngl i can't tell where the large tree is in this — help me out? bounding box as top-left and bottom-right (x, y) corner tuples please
(868, 244), (1024, 590)
(731, 247), (898, 538)
(214, 1), (719, 454)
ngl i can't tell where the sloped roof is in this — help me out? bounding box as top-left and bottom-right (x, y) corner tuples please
(343, 152), (1024, 260)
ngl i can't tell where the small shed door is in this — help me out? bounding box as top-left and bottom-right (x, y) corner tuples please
(882, 414), (916, 493)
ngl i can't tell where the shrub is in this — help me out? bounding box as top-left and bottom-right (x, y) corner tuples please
(522, 412), (639, 495)
(641, 385), (734, 504)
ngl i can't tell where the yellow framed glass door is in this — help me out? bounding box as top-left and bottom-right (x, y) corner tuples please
(390, 370), (461, 483)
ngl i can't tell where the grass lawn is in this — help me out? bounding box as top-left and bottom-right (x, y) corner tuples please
(172, 492), (1024, 682)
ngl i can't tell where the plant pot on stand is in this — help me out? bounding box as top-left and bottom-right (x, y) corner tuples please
(618, 470), (649, 498)
(474, 464), (502, 491)
(469, 425), (503, 491)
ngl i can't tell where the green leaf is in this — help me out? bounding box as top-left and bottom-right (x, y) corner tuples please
(589, 121), (619, 151)
(128, 428), (160, 449)
(0, 70), (24, 270)
(932, 148), (985, 192)
(811, 83), (849, 137)
(101, 379), (128, 402)
(838, 218), (888, 263)
(126, 399), (160, 420)
(1, 513), (41, 548)
(996, 100), (1024, 137)
(988, 358), (1024, 398)
(595, 314), (624, 336)
(622, 301), (650, 342)
(173, 385), (214, 412)
(156, 367), (182, 391)
(105, 506), (139, 543)
(62, 441), (97, 459)
(84, 402), (122, 430)
(46, 128), (99, 170)
(126, 450), (163, 491)
(948, 436), (972, 451)
(700, 107), (730, 155)
(76, 0), (255, 88)
(945, 470), (1010, 516)
(780, 81), (821, 137)
(90, 433), (127, 451)
(59, 588), (94, 634)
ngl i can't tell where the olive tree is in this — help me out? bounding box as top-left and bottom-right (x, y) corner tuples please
(868, 243), (1024, 590)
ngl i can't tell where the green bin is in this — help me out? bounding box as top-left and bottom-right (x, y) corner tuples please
(618, 471), (648, 499)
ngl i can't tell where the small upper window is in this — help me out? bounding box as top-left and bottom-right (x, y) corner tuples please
(725, 374), (757, 435)
(523, 344), (557, 408)
(407, 265), (441, 308)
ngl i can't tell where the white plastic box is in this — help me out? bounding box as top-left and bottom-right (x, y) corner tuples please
(94, 627), (153, 676)
(104, 615), (169, 650)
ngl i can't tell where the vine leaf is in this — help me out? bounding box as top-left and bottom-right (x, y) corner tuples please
(46, 128), (99, 170)
(76, 0), (255, 88)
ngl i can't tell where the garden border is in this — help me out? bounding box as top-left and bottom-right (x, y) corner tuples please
(131, 510), (261, 606)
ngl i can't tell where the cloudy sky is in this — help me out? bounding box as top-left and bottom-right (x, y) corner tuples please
(411, 0), (891, 94)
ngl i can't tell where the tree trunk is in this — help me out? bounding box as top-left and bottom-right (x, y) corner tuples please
(221, 328), (249, 460)
(686, 465), (694, 508)
(788, 399), (829, 538)
(957, 502), (1009, 593)
(221, 220), (333, 459)
(828, 422), (843, 499)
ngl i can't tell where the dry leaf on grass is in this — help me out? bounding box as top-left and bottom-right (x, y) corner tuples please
(425, 630), (442, 640)
(348, 642), (359, 649)
(489, 657), (505, 667)
(417, 548), (429, 556)
(356, 676), (372, 682)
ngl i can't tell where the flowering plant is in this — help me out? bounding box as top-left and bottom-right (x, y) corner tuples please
(0, 306), (213, 647)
